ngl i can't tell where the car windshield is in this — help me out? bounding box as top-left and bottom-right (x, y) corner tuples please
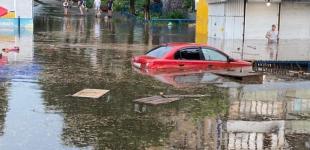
(146, 46), (172, 58)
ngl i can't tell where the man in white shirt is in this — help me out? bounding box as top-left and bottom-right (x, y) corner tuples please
(94, 0), (101, 17)
(265, 24), (279, 43)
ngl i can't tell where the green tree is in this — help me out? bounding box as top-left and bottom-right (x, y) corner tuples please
(129, 0), (135, 14)
(144, 0), (150, 20)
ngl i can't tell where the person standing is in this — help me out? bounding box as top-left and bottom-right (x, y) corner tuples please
(78, 0), (85, 15)
(107, 0), (113, 18)
(265, 24), (279, 43)
(94, 0), (101, 17)
(63, 0), (69, 15)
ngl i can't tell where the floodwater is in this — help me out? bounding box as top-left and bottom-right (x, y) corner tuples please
(0, 2), (310, 150)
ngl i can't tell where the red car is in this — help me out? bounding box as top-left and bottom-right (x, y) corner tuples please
(132, 43), (251, 70)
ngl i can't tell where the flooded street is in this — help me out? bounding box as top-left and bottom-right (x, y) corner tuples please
(0, 1), (310, 150)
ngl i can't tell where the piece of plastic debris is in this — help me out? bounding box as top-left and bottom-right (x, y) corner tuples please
(2, 46), (20, 53)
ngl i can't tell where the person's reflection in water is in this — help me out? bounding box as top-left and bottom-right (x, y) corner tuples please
(104, 16), (113, 32)
(94, 18), (101, 39)
(78, 17), (85, 33)
(91, 18), (101, 69)
(63, 16), (72, 32)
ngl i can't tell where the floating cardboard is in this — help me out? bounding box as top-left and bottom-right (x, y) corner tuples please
(72, 89), (109, 99)
(134, 96), (180, 106)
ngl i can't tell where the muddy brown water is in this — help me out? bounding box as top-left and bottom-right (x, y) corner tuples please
(0, 3), (310, 150)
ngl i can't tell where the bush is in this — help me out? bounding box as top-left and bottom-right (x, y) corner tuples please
(162, 11), (187, 19)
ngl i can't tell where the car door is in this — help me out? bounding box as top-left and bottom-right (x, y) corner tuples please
(200, 47), (229, 69)
(174, 47), (207, 69)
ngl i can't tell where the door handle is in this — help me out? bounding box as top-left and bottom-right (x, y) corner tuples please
(179, 64), (185, 67)
(208, 65), (213, 68)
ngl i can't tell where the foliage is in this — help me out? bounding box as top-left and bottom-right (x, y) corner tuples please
(161, 10), (187, 19)
(97, 0), (192, 19)
(184, 0), (194, 10)
(86, 0), (94, 8)
(113, 0), (129, 11)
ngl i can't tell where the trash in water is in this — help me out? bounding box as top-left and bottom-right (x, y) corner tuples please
(72, 89), (109, 99)
(134, 96), (180, 106)
(2, 46), (20, 53)
(162, 94), (208, 98)
(133, 94), (208, 105)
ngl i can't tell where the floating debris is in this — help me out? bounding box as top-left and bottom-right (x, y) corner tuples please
(72, 89), (109, 99)
(2, 46), (19, 53)
(134, 96), (180, 106)
(162, 94), (209, 98)
(212, 70), (263, 84)
(133, 94), (208, 106)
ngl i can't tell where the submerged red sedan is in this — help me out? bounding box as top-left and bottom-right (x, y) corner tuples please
(132, 43), (251, 70)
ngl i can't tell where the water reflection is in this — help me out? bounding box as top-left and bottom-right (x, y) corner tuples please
(134, 68), (232, 88)
(0, 86), (8, 136)
(226, 82), (310, 149)
(0, 27), (69, 149)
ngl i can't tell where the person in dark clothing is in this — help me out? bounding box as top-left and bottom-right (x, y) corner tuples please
(107, 0), (113, 18)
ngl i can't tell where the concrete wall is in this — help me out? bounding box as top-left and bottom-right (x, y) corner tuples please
(245, 2), (279, 39)
(15, 0), (33, 18)
(207, 1), (310, 40)
(280, 2), (310, 39)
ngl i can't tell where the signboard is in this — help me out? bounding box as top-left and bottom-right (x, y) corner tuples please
(0, 0), (16, 18)
(0, 0), (33, 29)
(0, 0), (33, 19)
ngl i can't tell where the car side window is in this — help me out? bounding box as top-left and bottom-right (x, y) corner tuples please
(201, 48), (228, 61)
(175, 48), (202, 60)
(146, 46), (172, 58)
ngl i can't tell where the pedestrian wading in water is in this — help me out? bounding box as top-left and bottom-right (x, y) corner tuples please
(78, 0), (86, 15)
(63, 0), (69, 15)
(107, 0), (113, 18)
(94, 0), (101, 18)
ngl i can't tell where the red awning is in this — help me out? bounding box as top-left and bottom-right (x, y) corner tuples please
(0, 6), (8, 17)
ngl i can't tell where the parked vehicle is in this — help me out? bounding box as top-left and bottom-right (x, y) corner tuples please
(132, 43), (251, 70)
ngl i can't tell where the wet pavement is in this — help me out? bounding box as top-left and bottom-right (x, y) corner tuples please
(0, 1), (310, 150)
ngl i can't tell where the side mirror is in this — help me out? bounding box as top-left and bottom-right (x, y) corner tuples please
(228, 57), (235, 62)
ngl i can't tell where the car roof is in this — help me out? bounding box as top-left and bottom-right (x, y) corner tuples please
(157, 43), (228, 59)
(161, 42), (210, 48)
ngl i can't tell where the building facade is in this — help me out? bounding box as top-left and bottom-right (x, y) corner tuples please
(208, 0), (310, 40)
